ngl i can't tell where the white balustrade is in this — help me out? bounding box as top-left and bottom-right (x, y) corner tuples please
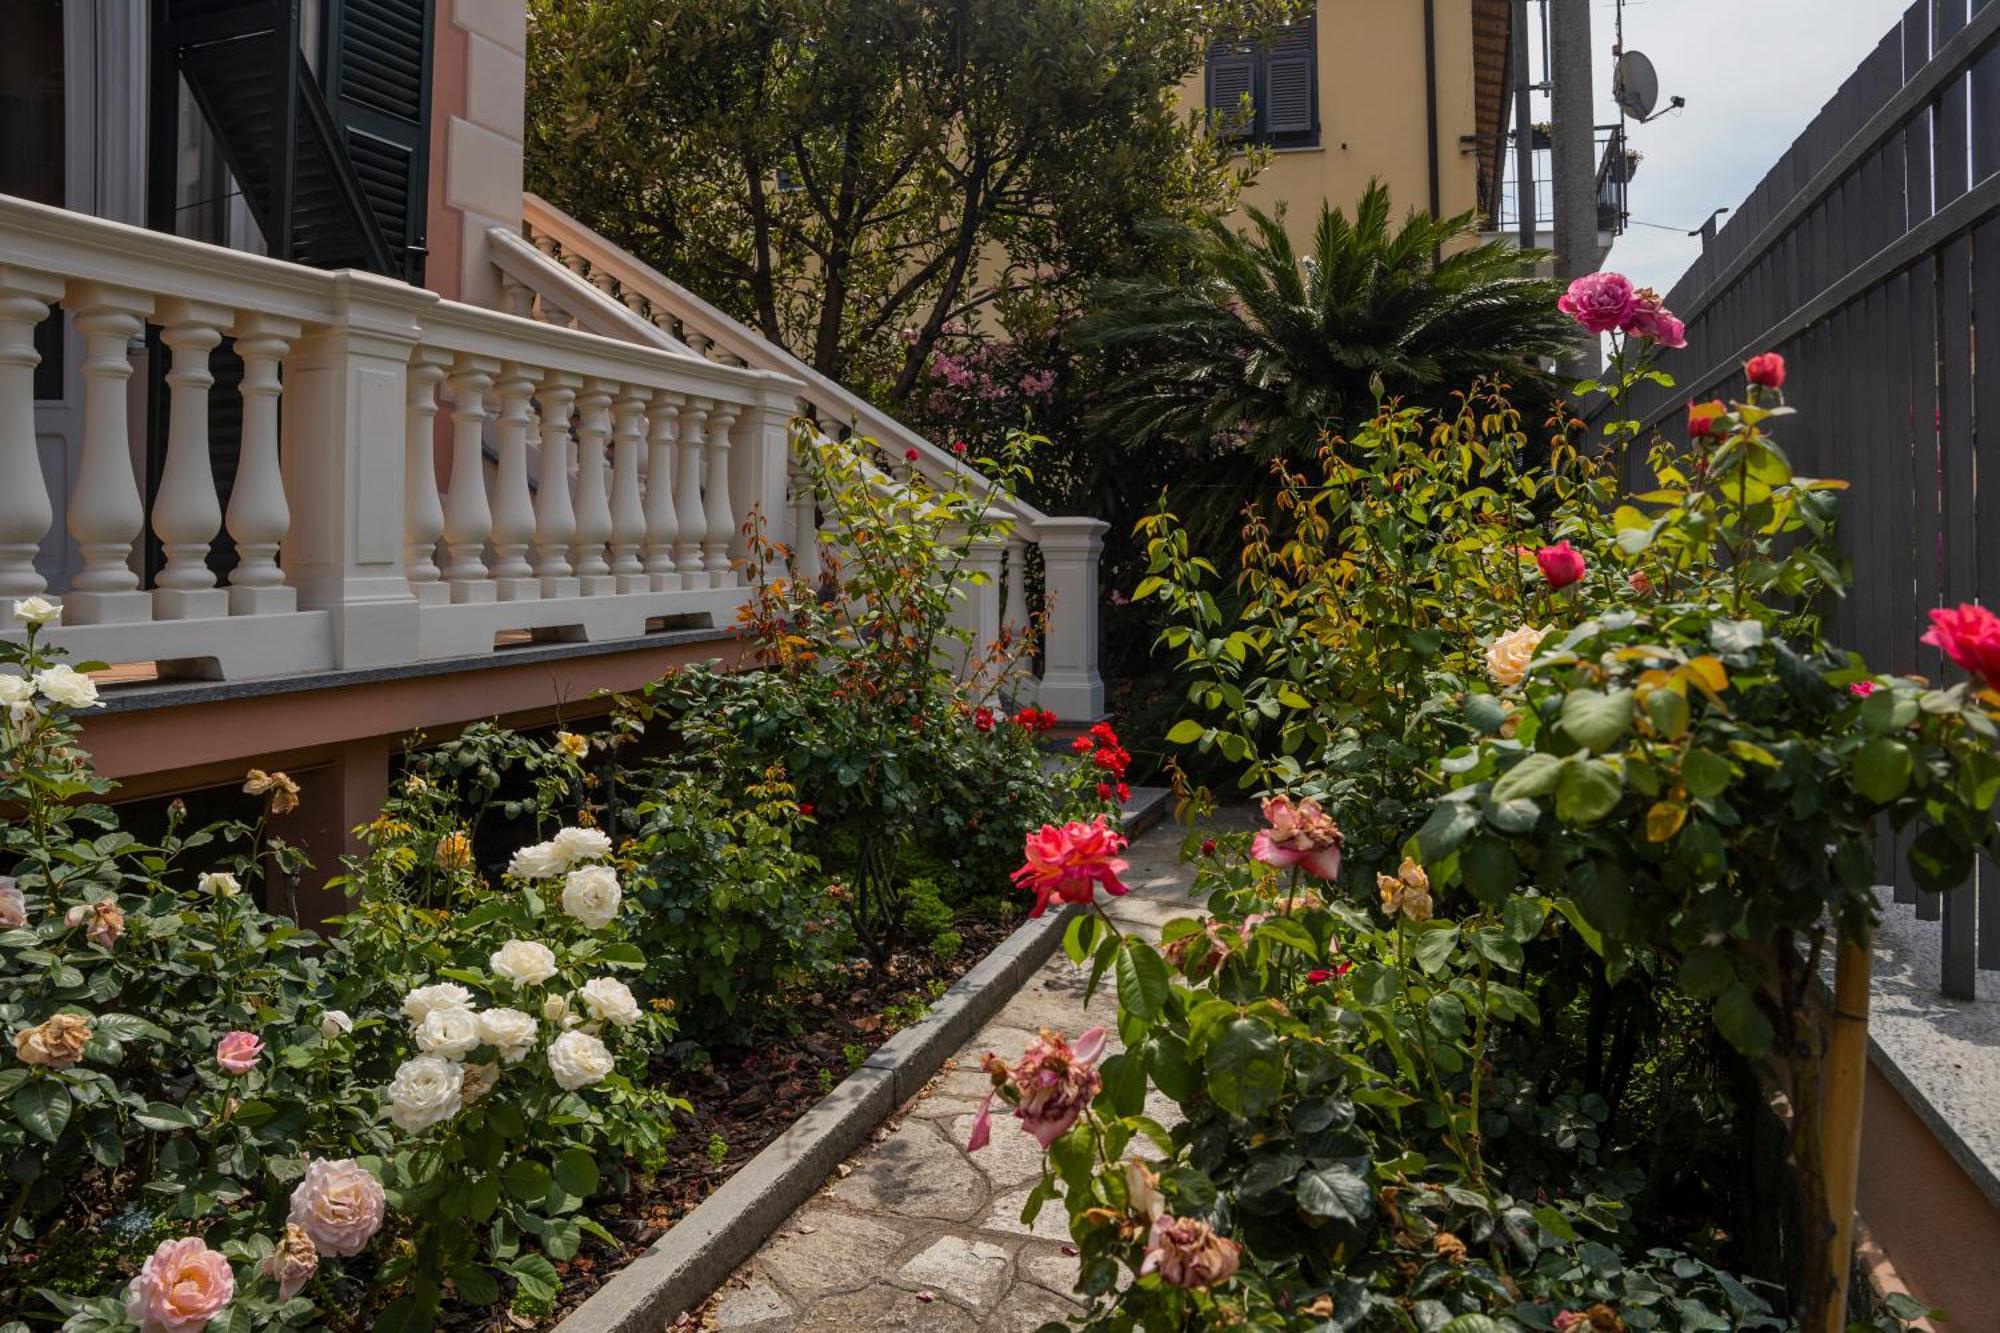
(0, 274), (59, 600)
(608, 386), (648, 592)
(702, 402), (738, 588)
(152, 299), (229, 618)
(441, 356), (499, 603)
(490, 362), (540, 599)
(403, 351), (450, 605)
(673, 398), (709, 587)
(532, 371), (581, 597)
(642, 392), (681, 590)
(1003, 536), (1030, 637)
(225, 312), (300, 614)
(788, 447), (821, 584)
(570, 379), (616, 594)
(64, 283), (152, 622)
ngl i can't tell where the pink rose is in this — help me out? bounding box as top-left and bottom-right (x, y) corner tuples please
(215, 1031), (263, 1076)
(260, 1224), (318, 1299)
(124, 1236), (235, 1333)
(287, 1157), (387, 1257)
(1621, 288), (1686, 348)
(967, 1026), (1107, 1151)
(1557, 271), (1638, 334)
(1923, 603), (2000, 692)
(1011, 818), (1131, 917)
(1250, 795), (1344, 880)
(1535, 540), (1587, 590)
(1849, 680), (1878, 699)
(65, 898), (125, 950)
(0, 877), (24, 929)
(1142, 1215), (1242, 1288)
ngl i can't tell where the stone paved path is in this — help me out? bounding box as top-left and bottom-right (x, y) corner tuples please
(694, 817), (1211, 1332)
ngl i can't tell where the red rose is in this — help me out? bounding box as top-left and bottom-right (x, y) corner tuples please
(951, 441), (968, 456)
(974, 707), (995, 733)
(1744, 351), (1786, 388)
(1687, 399), (1728, 440)
(1096, 782), (1113, 800)
(904, 447), (920, 462)
(799, 803), (815, 818)
(1072, 736), (1093, 754)
(1535, 541), (1587, 590)
(1200, 838), (1217, 856)
(1116, 783), (1131, 802)
(1305, 968), (1333, 984)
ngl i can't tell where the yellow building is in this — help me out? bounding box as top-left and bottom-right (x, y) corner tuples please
(1181, 0), (1514, 245)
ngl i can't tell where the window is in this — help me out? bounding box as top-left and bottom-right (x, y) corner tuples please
(1204, 16), (1318, 149)
(1, 1), (66, 400)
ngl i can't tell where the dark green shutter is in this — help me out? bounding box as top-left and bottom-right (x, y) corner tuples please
(322, 0), (436, 285)
(1205, 43), (1258, 139)
(1262, 20), (1316, 138)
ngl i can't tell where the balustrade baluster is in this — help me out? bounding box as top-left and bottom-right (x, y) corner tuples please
(403, 351), (450, 605)
(609, 386), (649, 592)
(702, 402), (739, 588)
(643, 392), (681, 590)
(0, 274), (60, 601)
(533, 372), (581, 597)
(673, 399), (710, 587)
(570, 379), (616, 594)
(224, 313), (301, 614)
(1004, 537), (1030, 637)
(62, 283), (153, 622)
(789, 444), (822, 585)
(442, 355), (499, 603)
(152, 299), (231, 618)
(491, 363), (540, 599)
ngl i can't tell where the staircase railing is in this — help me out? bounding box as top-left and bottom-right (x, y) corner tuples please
(514, 194), (1106, 720)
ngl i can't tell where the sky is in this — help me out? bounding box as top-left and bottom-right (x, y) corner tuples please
(1573, 0), (1916, 297)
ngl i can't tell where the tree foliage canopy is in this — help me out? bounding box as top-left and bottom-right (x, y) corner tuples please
(526, 0), (1297, 401)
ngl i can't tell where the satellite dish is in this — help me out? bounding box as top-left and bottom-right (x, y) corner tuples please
(1615, 50), (1660, 121)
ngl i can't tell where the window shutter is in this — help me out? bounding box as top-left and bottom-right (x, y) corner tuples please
(1205, 42), (1258, 137)
(322, 0), (435, 284)
(1262, 20), (1316, 137)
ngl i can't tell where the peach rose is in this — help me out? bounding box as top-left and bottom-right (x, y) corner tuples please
(215, 1031), (263, 1076)
(287, 1158), (386, 1257)
(15, 1012), (92, 1068)
(123, 1236), (235, 1332)
(0, 877), (25, 929)
(260, 1224), (318, 1299)
(65, 898), (125, 949)
(1486, 624), (1550, 689)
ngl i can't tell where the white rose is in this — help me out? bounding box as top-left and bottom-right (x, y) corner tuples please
(561, 865), (622, 930)
(33, 664), (100, 710)
(401, 982), (474, 1024)
(476, 1007), (537, 1063)
(459, 1061), (501, 1106)
(550, 826), (613, 867)
(12, 596), (59, 627)
(577, 977), (641, 1028)
(199, 871), (240, 899)
(541, 993), (570, 1025)
(0, 675), (35, 715)
(506, 841), (566, 880)
(545, 1029), (615, 1091)
(413, 1005), (481, 1059)
(385, 1054), (464, 1133)
(489, 939), (558, 987)
(319, 1010), (353, 1040)
(1485, 624), (1551, 689)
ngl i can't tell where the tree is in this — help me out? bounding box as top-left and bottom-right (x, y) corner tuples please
(1078, 183), (1575, 469)
(525, 0), (1296, 403)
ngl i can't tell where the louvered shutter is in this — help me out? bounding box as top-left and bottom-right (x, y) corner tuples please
(322, 0), (435, 284)
(1205, 42), (1258, 138)
(1262, 19), (1316, 137)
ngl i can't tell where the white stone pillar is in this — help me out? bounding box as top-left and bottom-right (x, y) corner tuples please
(441, 355), (499, 603)
(224, 312), (302, 614)
(532, 371), (581, 597)
(789, 442), (821, 584)
(958, 534), (1006, 687)
(63, 282), (153, 623)
(608, 385), (649, 592)
(1003, 537), (1031, 638)
(1033, 517), (1107, 721)
(570, 379), (616, 594)
(673, 398), (709, 588)
(402, 349), (451, 606)
(0, 272), (60, 601)
(152, 298), (231, 618)
(642, 391), (681, 591)
(702, 401), (739, 588)
(490, 361), (540, 599)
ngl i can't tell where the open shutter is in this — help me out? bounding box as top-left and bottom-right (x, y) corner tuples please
(322, 0), (435, 284)
(1262, 19), (1316, 137)
(1205, 42), (1258, 138)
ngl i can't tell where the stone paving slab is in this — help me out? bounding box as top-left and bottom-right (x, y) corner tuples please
(695, 817), (1213, 1332)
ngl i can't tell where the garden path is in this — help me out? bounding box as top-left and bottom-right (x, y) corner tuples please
(692, 814), (1227, 1332)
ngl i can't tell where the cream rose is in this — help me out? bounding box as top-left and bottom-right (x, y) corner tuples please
(560, 865), (622, 930)
(401, 982), (474, 1024)
(319, 1010), (354, 1040)
(0, 674), (35, 723)
(33, 663), (100, 709)
(506, 841), (567, 880)
(198, 871), (240, 899)
(12, 595), (59, 627)
(545, 1029), (615, 1091)
(287, 1157), (386, 1257)
(385, 1054), (464, 1133)
(541, 993), (572, 1026)
(413, 1005), (481, 1059)
(550, 825), (613, 866)
(577, 977), (641, 1029)
(1486, 624), (1551, 689)
(489, 939), (558, 987)
(476, 1007), (537, 1063)
(459, 1061), (501, 1105)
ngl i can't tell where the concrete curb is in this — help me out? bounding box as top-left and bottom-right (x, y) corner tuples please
(554, 898), (1084, 1333)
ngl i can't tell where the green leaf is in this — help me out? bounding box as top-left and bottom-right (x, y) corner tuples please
(500, 1158), (552, 1204)
(1439, 1318), (1510, 1333)
(1415, 795), (1480, 861)
(1709, 619), (1766, 653)
(1646, 686), (1691, 739)
(449, 1264), (501, 1306)
(1425, 992), (1468, 1040)
(12, 1079), (70, 1143)
(1114, 941), (1170, 1022)
(134, 1101), (200, 1131)
(1164, 719), (1204, 745)
(1490, 752), (1563, 803)
(1713, 983), (1775, 1054)
(1459, 838), (1519, 906)
(1678, 946), (1735, 1000)
(1681, 748), (1732, 799)
(1206, 1018), (1283, 1119)
(1412, 923), (1460, 974)
(1296, 1160), (1373, 1223)
(1500, 897), (1547, 943)
(552, 1147), (600, 1201)
(1852, 737), (1914, 804)
(505, 1254), (560, 1305)
(1555, 758), (1624, 825)
(1560, 688), (1635, 753)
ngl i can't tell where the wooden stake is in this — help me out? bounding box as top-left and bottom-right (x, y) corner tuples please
(1818, 931), (1872, 1333)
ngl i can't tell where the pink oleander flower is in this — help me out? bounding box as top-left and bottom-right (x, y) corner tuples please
(1250, 796), (1344, 881)
(215, 1031), (263, 1076)
(260, 1224), (318, 1300)
(65, 898), (125, 950)
(967, 1026), (1107, 1151)
(1558, 271), (1638, 334)
(1141, 1215), (1242, 1289)
(1849, 680), (1878, 699)
(1745, 351), (1786, 388)
(287, 1158), (386, 1257)
(1621, 287), (1686, 348)
(124, 1236), (235, 1333)
(1924, 603), (2000, 693)
(1012, 818), (1131, 918)
(1535, 540), (1587, 590)
(0, 877), (26, 929)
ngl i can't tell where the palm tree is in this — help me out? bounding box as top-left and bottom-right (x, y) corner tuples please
(1079, 182), (1574, 472)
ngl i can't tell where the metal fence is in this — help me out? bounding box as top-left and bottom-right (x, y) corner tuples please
(1611, 0), (1999, 997)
